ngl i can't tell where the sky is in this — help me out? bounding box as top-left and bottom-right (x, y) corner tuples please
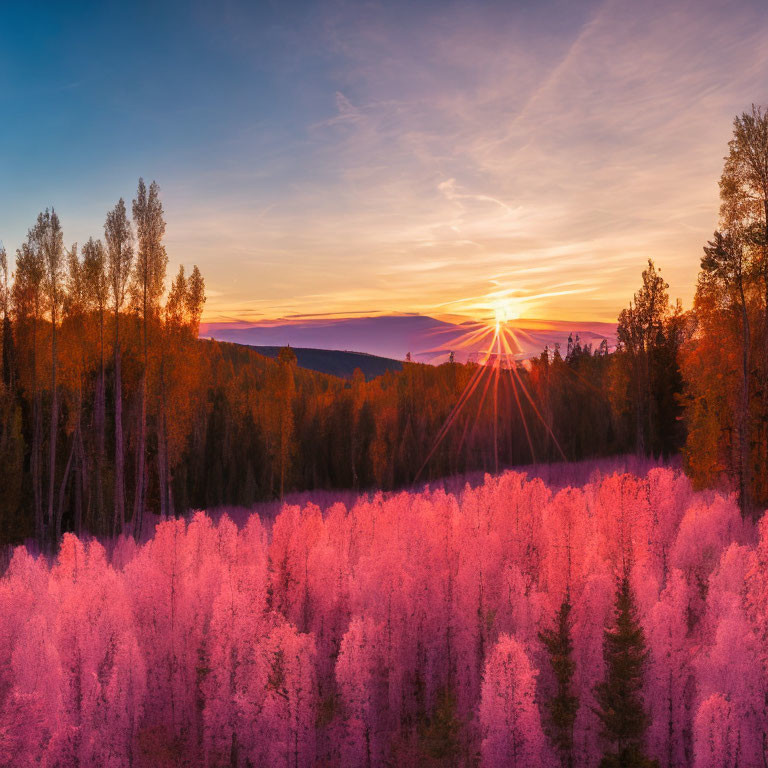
(2, 0), (768, 325)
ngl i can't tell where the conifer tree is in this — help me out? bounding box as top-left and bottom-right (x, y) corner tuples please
(539, 594), (578, 768)
(594, 576), (658, 768)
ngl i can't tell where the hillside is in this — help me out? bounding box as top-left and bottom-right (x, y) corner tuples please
(247, 345), (403, 380)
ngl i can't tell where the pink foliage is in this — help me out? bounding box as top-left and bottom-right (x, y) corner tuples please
(644, 569), (692, 767)
(693, 694), (740, 768)
(479, 634), (547, 767)
(1, 465), (765, 766)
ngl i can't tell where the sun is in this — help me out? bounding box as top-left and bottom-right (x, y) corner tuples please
(492, 297), (523, 330)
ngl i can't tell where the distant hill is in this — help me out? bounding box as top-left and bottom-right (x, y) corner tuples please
(248, 345), (404, 380)
(201, 314), (616, 363)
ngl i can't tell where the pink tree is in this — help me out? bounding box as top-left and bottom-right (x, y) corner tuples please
(571, 569), (614, 767)
(695, 608), (766, 767)
(645, 468), (691, 587)
(47, 535), (145, 767)
(541, 487), (592, 602)
(259, 622), (317, 768)
(269, 503), (324, 631)
(644, 569), (692, 767)
(336, 617), (385, 768)
(203, 514), (270, 765)
(479, 634), (548, 768)
(693, 694), (740, 768)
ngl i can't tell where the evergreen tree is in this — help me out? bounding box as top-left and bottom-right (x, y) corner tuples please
(594, 575), (658, 768)
(539, 595), (578, 768)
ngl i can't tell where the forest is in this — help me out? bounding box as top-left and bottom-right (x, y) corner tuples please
(0, 192), (689, 546)
(2, 108), (767, 546)
(0, 466), (763, 768)
(2, 105), (768, 766)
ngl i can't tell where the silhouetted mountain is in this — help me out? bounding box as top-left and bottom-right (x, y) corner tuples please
(201, 314), (616, 362)
(249, 345), (403, 380)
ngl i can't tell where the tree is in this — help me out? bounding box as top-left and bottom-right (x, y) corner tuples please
(682, 105), (768, 513)
(692, 694), (740, 768)
(275, 346), (297, 498)
(539, 595), (579, 768)
(616, 260), (679, 457)
(81, 237), (109, 527)
(0, 242), (23, 542)
(0, 243), (14, 388)
(701, 230), (752, 514)
(12, 237), (45, 541)
(131, 178), (168, 537)
(336, 617), (384, 768)
(720, 106), (768, 463)
(594, 576), (658, 768)
(38, 209), (65, 544)
(479, 634), (547, 768)
(644, 570), (692, 768)
(58, 243), (88, 537)
(104, 199), (133, 535)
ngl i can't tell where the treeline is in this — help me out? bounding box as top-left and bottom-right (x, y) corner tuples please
(0, 198), (687, 547)
(0, 247), (684, 546)
(0, 180), (206, 546)
(190, 299), (684, 509)
(3, 103), (768, 544)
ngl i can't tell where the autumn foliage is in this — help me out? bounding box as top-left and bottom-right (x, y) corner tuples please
(1, 465), (766, 767)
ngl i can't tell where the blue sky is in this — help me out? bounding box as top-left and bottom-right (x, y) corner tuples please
(2, 0), (768, 323)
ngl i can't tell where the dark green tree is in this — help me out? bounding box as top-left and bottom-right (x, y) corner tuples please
(539, 594), (578, 768)
(594, 576), (658, 768)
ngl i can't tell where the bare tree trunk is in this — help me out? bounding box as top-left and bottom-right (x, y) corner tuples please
(157, 361), (168, 520)
(75, 419), (85, 536)
(95, 306), (105, 528)
(33, 390), (43, 543)
(56, 429), (76, 540)
(48, 305), (58, 545)
(114, 311), (125, 536)
(28, 310), (44, 544)
(739, 277), (752, 516)
(635, 354), (645, 456)
(646, 345), (655, 457)
(763, 202), (768, 501)
(134, 280), (149, 539)
(133, 376), (146, 538)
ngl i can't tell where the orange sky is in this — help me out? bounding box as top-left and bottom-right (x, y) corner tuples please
(176, 0), (768, 325)
(4, 0), (768, 326)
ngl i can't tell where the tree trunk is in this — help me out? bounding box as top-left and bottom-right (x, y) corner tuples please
(30, 310), (44, 544)
(56, 427), (76, 541)
(157, 362), (168, 520)
(75, 418), (85, 536)
(48, 304), (58, 545)
(114, 313), (125, 536)
(739, 275), (752, 516)
(134, 281), (149, 539)
(133, 375), (147, 538)
(33, 390), (43, 543)
(635, 354), (645, 456)
(95, 306), (105, 528)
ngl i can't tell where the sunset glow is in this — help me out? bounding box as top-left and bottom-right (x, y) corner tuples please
(5, 3), (768, 767)
(3, 1), (768, 326)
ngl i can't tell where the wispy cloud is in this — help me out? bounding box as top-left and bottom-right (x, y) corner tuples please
(111, 1), (768, 321)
